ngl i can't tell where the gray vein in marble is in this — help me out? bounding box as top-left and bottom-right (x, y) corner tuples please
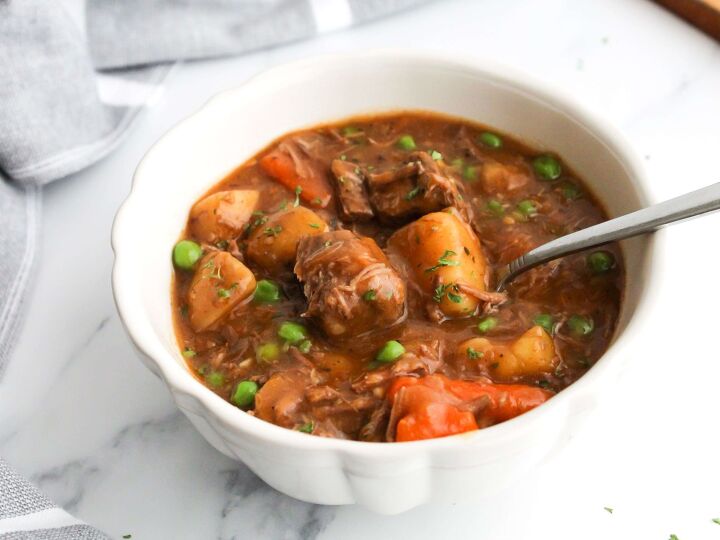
(58, 315), (112, 375)
(217, 468), (335, 540)
(31, 411), (184, 512)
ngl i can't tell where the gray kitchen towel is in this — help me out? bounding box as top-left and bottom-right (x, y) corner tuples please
(0, 0), (434, 536)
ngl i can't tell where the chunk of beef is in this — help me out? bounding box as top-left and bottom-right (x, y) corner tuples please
(294, 230), (407, 339)
(330, 159), (374, 222)
(366, 151), (471, 222)
(350, 338), (443, 394)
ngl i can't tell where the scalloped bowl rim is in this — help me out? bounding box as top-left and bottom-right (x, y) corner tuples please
(111, 50), (659, 461)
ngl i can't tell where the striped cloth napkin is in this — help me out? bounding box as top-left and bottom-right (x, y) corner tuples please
(0, 1), (432, 537)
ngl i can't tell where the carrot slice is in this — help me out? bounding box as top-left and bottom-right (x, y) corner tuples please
(388, 374), (552, 441)
(260, 149), (333, 208)
(396, 401), (478, 442)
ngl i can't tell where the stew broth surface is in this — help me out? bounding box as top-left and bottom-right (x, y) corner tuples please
(172, 112), (624, 442)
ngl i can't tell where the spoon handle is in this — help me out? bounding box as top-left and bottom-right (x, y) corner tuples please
(496, 181), (720, 291)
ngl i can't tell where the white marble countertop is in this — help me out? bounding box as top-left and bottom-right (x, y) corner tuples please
(2, 0), (720, 538)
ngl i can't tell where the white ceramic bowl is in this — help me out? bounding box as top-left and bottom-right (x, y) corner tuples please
(112, 51), (657, 515)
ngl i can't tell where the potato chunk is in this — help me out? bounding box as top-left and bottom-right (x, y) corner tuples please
(481, 161), (530, 195)
(188, 252), (256, 331)
(246, 207), (328, 270)
(389, 209), (489, 318)
(254, 371), (308, 428)
(189, 190), (259, 243)
(458, 325), (556, 380)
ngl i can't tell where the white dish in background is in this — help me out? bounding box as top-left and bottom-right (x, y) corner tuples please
(111, 51), (657, 515)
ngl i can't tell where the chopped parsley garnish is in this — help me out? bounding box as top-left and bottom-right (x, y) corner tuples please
(298, 422), (314, 433)
(277, 199), (288, 211)
(713, 518), (720, 525)
(298, 339), (312, 353)
(340, 154), (347, 161)
(122, 535), (132, 539)
(354, 166), (361, 175)
(425, 250), (460, 273)
(309, 223), (320, 229)
(182, 347), (196, 358)
(538, 380), (551, 389)
(252, 210), (265, 216)
(363, 289), (377, 301)
(429, 149), (442, 161)
(669, 535), (679, 540)
(203, 259), (223, 281)
(216, 283), (238, 298)
(323, 240), (332, 248)
(466, 347), (482, 360)
(180, 305), (189, 318)
(404, 186), (422, 201)
(312, 197), (323, 205)
(604, 507), (613, 514)
(432, 282), (462, 304)
(433, 284), (449, 303)
(338, 176), (346, 184)
(245, 215), (268, 235)
(215, 239), (229, 250)
(293, 185), (302, 207)
(264, 225), (283, 237)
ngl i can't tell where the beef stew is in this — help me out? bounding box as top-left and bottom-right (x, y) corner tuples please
(171, 112), (623, 442)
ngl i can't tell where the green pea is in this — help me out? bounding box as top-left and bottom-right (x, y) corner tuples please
(396, 134), (416, 151)
(256, 342), (280, 363)
(231, 380), (258, 408)
(517, 200), (538, 216)
(205, 371), (225, 388)
(278, 322), (308, 344)
(463, 165), (478, 181)
(479, 132), (503, 148)
(487, 199), (504, 216)
(477, 316), (498, 333)
(376, 340), (406, 363)
(560, 182), (581, 200)
(254, 279), (280, 303)
(533, 155), (562, 180)
(587, 251), (615, 274)
(567, 315), (594, 336)
(298, 422), (314, 433)
(173, 240), (202, 270)
(533, 314), (554, 333)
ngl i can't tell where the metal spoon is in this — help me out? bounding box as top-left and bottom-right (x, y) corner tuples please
(495, 182), (720, 291)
